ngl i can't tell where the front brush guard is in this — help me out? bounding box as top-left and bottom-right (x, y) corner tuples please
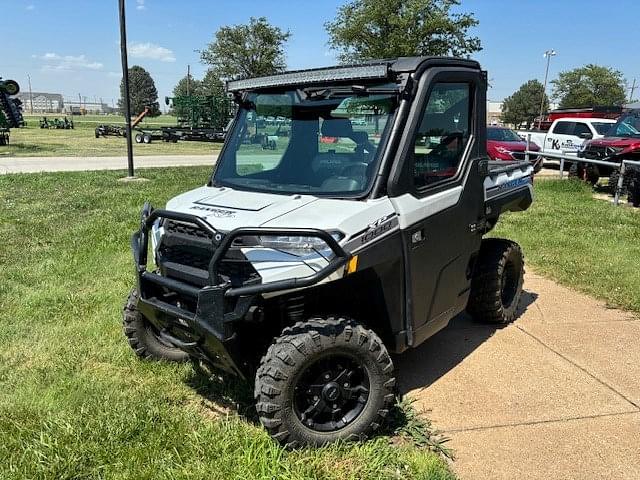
(131, 202), (351, 377)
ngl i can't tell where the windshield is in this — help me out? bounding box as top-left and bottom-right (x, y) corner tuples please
(487, 128), (522, 142)
(592, 122), (613, 135)
(610, 114), (640, 138)
(212, 86), (398, 196)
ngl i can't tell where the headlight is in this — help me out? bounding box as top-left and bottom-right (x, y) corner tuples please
(258, 232), (344, 258)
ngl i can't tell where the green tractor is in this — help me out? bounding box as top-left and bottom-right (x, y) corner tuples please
(0, 78), (24, 146)
(165, 93), (232, 131)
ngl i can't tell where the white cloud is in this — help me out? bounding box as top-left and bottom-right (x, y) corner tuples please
(36, 52), (104, 71)
(26, 4), (35, 11)
(129, 42), (175, 62)
(136, 0), (146, 10)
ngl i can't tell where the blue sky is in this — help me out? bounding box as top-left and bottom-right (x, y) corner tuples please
(2, 0), (639, 107)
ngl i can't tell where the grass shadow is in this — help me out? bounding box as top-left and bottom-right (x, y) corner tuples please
(184, 361), (258, 424)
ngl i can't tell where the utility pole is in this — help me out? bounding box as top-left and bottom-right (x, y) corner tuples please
(630, 78), (637, 103)
(119, 0), (135, 177)
(187, 64), (191, 96)
(27, 74), (34, 114)
(538, 49), (556, 130)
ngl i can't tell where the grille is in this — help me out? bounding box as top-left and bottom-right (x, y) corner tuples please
(581, 145), (623, 160)
(160, 245), (210, 270)
(164, 220), (214, 241)
(158, 222), (260, 288)
(510, 151), (539, 162)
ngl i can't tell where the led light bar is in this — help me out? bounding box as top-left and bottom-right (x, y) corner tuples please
(227, 64), (389, 92)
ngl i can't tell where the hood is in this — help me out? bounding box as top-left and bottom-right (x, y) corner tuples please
(586, 137), (640, 149)
(164, 185), (397, 241)
(165, 186), (319, 231)
(488, 140), (539, 152)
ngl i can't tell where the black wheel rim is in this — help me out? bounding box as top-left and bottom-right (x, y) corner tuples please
(501, 260), (518, 308)
(293, 354), (370, 432)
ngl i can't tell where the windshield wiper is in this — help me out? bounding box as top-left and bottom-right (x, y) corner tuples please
(301, 85), (398, 100)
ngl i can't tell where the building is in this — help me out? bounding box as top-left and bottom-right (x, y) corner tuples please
(62, 100), (111, 115)
(487, 101), (503, 125)
(15, 92), (64, 113)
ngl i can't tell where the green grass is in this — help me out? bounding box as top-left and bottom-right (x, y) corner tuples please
(1, 115), (222, 157)
(494, 179), (640, 313)
(0, 167), (454, 480)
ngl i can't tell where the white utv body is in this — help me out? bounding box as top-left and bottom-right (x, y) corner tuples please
(125, 57), (533, 447)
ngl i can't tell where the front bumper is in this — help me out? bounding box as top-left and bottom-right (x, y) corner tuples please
(131, 203), (350, 377)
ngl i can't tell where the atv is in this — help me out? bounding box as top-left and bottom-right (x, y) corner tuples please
(123, 57), (534, 447)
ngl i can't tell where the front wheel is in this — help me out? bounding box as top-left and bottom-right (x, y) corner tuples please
(629, 170), (640, 207)
(569, 162), (600, 185)
(122, 289), (189, 362)
(467, 239), (524, 324)
(255, 317), (395, 448)
(532, 158), (544, 174)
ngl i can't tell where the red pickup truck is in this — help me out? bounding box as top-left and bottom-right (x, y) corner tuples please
(487, 126), (542, 171)
(578, 111), (640, 205)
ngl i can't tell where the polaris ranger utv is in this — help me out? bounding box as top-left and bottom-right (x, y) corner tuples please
(124, 57), (533, 447)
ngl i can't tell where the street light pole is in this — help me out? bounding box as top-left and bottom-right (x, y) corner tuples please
(119, 0), (135, 177)
(27, 74), (34, 114)
(538, 49), (556, 130)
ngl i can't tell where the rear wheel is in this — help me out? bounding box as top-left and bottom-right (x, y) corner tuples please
(608, 169), (629, 196)
(255, 317), (395, 448)
(143, 134), (152, 144)
(122, 289), (189, 362)
(135, 133), (143, 143)
(467, 239), (524, 324)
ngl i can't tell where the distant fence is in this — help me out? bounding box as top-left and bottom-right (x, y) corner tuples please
(524, 134), (640, 206)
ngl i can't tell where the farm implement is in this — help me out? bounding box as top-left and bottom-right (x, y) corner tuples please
(40, 117), (74, 129)
(0, 78), (24, 146)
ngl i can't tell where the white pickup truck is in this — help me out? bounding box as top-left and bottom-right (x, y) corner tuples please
(518, 118), (616, 157)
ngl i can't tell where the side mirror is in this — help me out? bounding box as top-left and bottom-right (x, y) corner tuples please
(579, 132), (593, 139)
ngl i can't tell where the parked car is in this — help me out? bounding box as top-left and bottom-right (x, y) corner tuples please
(487, 126), (542, 171)
(578, 110), (640, 199)
(518, 118), (616, 158)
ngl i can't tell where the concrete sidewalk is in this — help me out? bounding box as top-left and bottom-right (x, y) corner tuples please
(0, 154), (218, 174)
(398, 272), (640, 480)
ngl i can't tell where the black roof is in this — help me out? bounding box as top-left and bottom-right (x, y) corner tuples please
(226, 56), (481, 92)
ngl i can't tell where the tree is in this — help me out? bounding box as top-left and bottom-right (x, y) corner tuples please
(552, 64), (627, 108)
(200, 17), (291, 80)
(201, 69), (233, 130)
(172, 74), (203, 97)
(325, 0), (481, 63)
(118, 65), (160, 117)
(201, 69), (225, 97)
(501, 80), (549, 128)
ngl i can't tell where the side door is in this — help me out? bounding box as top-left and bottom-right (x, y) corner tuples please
(546, 121), (575, 154)
(571, 122), (594, 152)
(388, 68), (486, 346)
